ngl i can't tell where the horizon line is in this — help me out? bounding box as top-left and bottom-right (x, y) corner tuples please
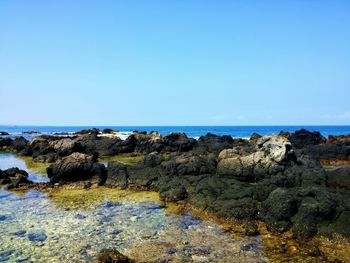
(1, 124), (350, 127)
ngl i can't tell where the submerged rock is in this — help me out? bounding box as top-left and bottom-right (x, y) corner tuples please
(28, 232), (47, 242)
(96, 248), (133, 263)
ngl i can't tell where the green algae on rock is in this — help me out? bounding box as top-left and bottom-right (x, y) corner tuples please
(99, 154), (145, 166)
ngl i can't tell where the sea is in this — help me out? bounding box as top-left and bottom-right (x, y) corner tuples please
(1, 125), (350, 140)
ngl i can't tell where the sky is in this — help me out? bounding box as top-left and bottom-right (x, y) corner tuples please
(0, 0), (349, 126)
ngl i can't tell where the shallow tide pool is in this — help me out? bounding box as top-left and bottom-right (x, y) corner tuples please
(0, 153), (268, 262)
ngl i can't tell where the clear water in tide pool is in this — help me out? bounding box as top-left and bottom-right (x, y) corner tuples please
(0, 153), (268, 262)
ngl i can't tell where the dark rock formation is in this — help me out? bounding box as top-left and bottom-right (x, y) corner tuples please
(105, 161), (128, 188)
(23, 131), (40, 134)
(96, 248), (132, 263)
(327, 167), (350, 189)
(102, 128), (118, 134)
(0, 137), (29, 154)
(300, 142), (350, 165)
(0, 137), (12, 148)
(75, 134), (136, 156)
(133, 132), (164, 153)
(47, 152), (106, 184)
(289, 129), (326, 149)
(163, 133), (196, 152)
(0, 131), (9, 135)
(75, 128), (100, 135)
(250, 133), (262, 142)
(261, 186), (339, 239)
(0, 167), (30, 188)
(27, 137), (78, 162)
(161, 153), (217, 176)
(327, 134), (350, 144)
(4, 128), (350, 240)
(244, 222), (259, 236)
(194, 133), (234, 154)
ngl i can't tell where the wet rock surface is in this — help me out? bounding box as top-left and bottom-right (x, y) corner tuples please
(0, 167), (30, 188)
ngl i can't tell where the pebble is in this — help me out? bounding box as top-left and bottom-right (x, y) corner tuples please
(0, 215), (9, 221)
(167, 248), (177, 254)
(28, 232), (47, 242)
(76, 214), (87, 220)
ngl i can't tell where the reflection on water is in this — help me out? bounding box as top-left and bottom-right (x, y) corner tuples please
(0, 153), (267, 262)
(0, 153), (49, 183)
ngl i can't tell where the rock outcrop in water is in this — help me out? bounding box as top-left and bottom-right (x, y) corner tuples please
(47, 152), (106, 185)
(2, 128), (350, 240)
(0, 167), (30, 188)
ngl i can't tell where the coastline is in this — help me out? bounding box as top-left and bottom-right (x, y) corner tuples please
(1, 127), (350, 262)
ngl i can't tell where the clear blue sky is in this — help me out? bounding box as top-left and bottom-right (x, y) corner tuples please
(0, 0), (349, 126)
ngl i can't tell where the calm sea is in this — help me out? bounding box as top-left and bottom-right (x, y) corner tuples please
(1, 125), (350, 139)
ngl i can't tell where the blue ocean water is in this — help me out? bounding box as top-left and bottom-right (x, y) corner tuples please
(1, 125), (350, 138)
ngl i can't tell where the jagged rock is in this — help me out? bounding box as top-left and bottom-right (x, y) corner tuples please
(161, 153), (217, 176)
(250, 133), (262, 141)
(102, 128), (118, 134)
(47, 152), (105, 184)
(327, 134), (350, 143)
(0, 167), (30, 188)
(0, 137), (13, 148)
(215, 197), (258, 219)
(194, 133), (233, 154)
(327, 167), (350, 189)
(163, 133), (196, 152)
(126, 165), (161, 189)
(105, 161), (128, 188)
(75, 128), (100, 135)
(48, 138), (76, 156)
(217, 135), (293, 181)
(134, 132), (164, 153)
(327, 211), (350, 237)
(159, 184), (188, 202)
(260, 188), (298, 232)
(142, 152), (164, 167)
(218, 148), (238, 161)
(289, 129), (326, 149)
(74, 135), (125, 156)
(300, 142), (350, 164)
(0, 137), (29, 153)
(261, 186), (339, 238)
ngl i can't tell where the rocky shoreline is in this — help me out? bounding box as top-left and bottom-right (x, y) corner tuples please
(1, 128), (350, 244)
